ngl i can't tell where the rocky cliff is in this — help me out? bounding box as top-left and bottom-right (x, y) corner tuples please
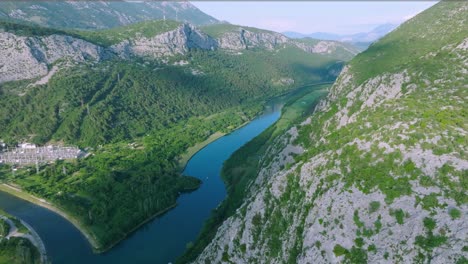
(0, 32), (108, 83)
(193, 2), (467, 263)
(204, 24), (359, 56)
(216, 28), (289, 51)
(111, 23), (217, 59)
(1, 21), (357, 84)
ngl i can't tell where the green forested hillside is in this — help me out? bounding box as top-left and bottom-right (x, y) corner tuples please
(189, 2), (468, 263)
(0, 16), (352, 250)
(0, 49), (341, 146)
(0, 19), (181, 47)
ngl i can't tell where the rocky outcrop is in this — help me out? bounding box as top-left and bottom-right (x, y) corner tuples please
(0, 32), (108, 83)
(1, 22), (355, 84)
(293, 40), (358, 55)
(217, 29), (289, 51)
(214, 26), (357, 56)
(111, 23), (217, 59)
(193, 2), (468, 264)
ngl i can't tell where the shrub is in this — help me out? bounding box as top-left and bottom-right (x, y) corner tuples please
(333, 244), (348, 256)
(449, 208), (461, 219)
(369, 201), (381, 214)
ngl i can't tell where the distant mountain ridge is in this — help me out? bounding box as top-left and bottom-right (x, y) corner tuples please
(0, 15), (358, 251)
(0, 20), (359, 84)
(284, 23), (398, 50)
(0, 1), (218, 29)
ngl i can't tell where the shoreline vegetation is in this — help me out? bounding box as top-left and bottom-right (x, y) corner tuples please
(0, 108), (255, 253)
(0, 184), (101, 251)
(178, 131), (225, 172)
(0, 184), (196, 253)
(178, 84), (330, 263)
(0, 83), (332, 255)
(178, 81), (333, 173)
(0, 210), (48, 263)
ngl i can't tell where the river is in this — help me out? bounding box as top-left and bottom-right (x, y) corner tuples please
(0, 104), (281, 264)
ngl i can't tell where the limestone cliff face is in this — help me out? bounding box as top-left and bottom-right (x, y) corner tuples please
(111, 23), (217, 59)
(1, 22), (356, 84)
(214, 26), (358, 56)
(216, 29), (289, 51)
(294, 40), (357, 55)
(0, 32), (107, 83)
(193, 2), (467, 263)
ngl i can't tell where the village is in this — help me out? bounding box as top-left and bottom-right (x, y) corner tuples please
(0, 142), (84, 166)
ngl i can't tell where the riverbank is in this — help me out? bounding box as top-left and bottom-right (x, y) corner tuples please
(177, 84), (330, 263)
(0, 184), (101, 251)
(0, 213), (48, 263)
(178, 131), (225, 171)
(96, 203), (178, 253)
(19, 219), (48, 263)
(1, 207), (46, 262)
(0, 184), (193, 254)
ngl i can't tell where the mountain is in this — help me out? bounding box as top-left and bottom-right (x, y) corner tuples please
(284, 23), (398, 51)
(0, 1), (218, 29)
(183, 1), (468, 263)
(0, 19), (357, 251)
(201, 23), (359, 60)
(0, 20), (358, 86)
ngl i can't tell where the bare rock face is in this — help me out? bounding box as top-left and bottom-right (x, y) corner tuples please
(0, 32), (48, 83)
(1, 22), (356, 86)
(217, 29), (289, 51)
(111, 23), (217, 59)
(0, 32), (107, 83)
(214, 26), (357, 57)
(294, 40), (357, 55)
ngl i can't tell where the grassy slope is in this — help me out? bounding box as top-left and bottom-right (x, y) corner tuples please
(349, 1), (467, 84)
(0, 19), (181, 47)
(73, 20), (181, 47)
(0, 210), (40, 264)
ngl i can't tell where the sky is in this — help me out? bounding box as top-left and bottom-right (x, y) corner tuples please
(192, 1), (438, 35)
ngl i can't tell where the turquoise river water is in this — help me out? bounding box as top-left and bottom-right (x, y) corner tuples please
(0, 104), (281, 263)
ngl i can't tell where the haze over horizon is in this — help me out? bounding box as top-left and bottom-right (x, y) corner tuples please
(192, 1), (438, 35)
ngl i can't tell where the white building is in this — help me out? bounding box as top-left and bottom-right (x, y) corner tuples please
(19, 143), (37, 149)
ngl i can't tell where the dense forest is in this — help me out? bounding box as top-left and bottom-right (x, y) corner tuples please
(0, 49), (341, 146)
(0, 19), (347, 250)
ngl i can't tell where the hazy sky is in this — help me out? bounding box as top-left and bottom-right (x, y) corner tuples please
(192, 1), (438, 34)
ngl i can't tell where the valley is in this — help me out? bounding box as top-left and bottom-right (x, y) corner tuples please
(0, 3), (353, 257)
(0, 82), (326, 263)
(0, 1), (466, 264)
